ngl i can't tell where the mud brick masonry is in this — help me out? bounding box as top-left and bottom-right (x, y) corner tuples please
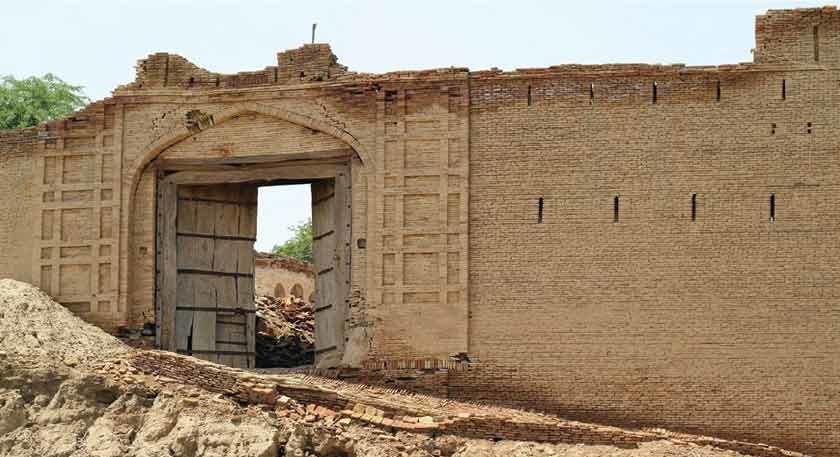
(0, 6), (838, 456)
(254, 252), (315, 302)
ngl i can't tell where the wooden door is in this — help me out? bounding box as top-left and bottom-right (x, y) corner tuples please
(311, 164), (351, 367)
(161, 182), (257, 368)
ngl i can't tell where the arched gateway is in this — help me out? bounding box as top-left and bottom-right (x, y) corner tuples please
(149, 108), (357, 368)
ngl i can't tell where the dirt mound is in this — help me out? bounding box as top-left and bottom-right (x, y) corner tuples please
(0, 366), (282, 457)
(0, 279), (127, 368)
(255, 294), (314, 368)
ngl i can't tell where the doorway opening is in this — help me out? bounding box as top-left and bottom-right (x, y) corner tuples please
(254, 183), (315, 369)
(155, 160), (351, 370)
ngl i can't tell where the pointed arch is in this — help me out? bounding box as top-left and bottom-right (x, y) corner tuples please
(127, 100), (371, 199)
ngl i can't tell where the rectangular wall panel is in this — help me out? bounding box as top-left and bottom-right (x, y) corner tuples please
(370, 81), (470, 360)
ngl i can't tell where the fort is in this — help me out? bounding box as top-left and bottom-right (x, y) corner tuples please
(0, 6), (838, 456)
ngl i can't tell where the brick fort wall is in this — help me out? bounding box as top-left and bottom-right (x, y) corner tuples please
(0, 6), (837, 456)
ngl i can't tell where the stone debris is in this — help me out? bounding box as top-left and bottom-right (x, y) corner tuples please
(255, 294), (314, 368)
(126, 350), (807, 457)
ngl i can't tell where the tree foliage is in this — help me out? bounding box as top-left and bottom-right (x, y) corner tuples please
(272, 219), (313, 263)
(0, 74), (90, 130)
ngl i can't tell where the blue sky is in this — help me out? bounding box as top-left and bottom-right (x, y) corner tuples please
(2, 0), (831, 249)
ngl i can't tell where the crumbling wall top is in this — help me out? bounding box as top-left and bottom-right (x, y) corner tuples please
(255, 252), (314, 277)
(123, 43), (349, 92)
(755, 6), (840, 65)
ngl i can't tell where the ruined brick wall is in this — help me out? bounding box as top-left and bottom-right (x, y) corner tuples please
(755, 6), (840, 65)
(0, 7), (838, 456)
(254, 253), (315, 300)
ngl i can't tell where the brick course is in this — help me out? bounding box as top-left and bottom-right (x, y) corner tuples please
(254, 252), (314, 300)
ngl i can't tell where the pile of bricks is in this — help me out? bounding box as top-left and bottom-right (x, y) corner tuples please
(127, 350), (806, 457)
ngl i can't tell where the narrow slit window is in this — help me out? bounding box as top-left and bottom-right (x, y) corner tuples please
(807, 122), (812, 134)
(589, 83), (595, 103)
(613, 195), (620, 223)
(691, 193), (697, 222)
(716, 80), (721, 102)
(814, 25), (820, 62)
(537, 197), (544, 223)
(527, 85), (532, 106)
(652, 81), (658, 104)
(782, 79), (786, 100)
(771, 123), (776, 135)
(769, 193), (776, 222)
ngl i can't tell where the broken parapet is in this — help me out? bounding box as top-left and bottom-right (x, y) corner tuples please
(754, 6), (840, 65)
(126, 43), (349, 91)
(276, 43), (348, 81)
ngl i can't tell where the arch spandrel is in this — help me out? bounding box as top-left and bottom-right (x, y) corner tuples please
(127, 101), (372, 198)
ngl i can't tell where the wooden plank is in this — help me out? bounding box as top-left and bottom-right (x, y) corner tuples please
(177, 236), (214, 270)
(241, 184), (257, 369)
(212, 239), (239, 273)
(176, 306), (254, 313)
(178, 184), (215, 200)
(160, 179), (178, 351)
(194, 200), (216, 235)
(218, 314), (248, 368)
(175, 269), (253, 278)
(239, 200), (258, 239)
(216, 275), (237, 308)
(237, 240), (253, 275)
(176, 198), (197, 233)
(215, 202), (240, 237)
(239, 275), (256, 369)
(168, 182), (258, 368)
(175, 309), (195, 351)
(246, 313), (256, 368)
(212, 199), (240, 273)
(179, 197), (256, 206)
(168, 163), (340, 185)
(215, 276), (238, 367)
(242, 184), (258, 204)
(175, 274), (195, 352)
(155, 173), (163, 348)
(333, 163), (352, 357)
(176, 232), (255, 242)
(237, 276), (255, 314)
(312, 178), (339, 362)
(190, 274), (217, 362)
(158, 148), (353, 169)
(315, 267), (336, 354)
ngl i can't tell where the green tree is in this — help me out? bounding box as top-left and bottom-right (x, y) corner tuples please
(272, 219), (313, 263)
(0, 74), (90, 130)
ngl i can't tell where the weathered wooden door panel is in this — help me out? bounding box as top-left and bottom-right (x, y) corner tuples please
(312, 163), (351, 368)
(312, 178), (337, 364)
(163, 182), (257, 368)
(159, 163), (349, 369)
